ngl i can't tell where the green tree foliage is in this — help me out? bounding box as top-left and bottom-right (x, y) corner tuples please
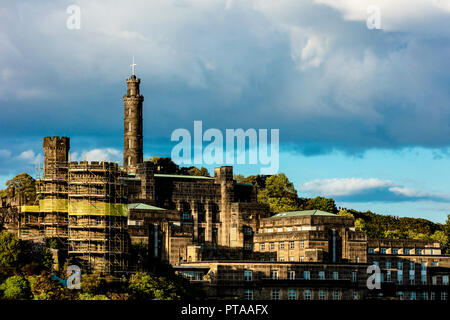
(29, 272), (66, 300)
(354, 218), (366, 233)
(6, 173), (36, 204)
(304, 196), (338, 213)
(128, 272), (187, 300)
(337, 210), (353, 217)
(81, 273), (104, 294)
(0, 231), (21, 267)
(258, 173), (300, 213)
(149, 157), (210, 176)
(0, 276), (31, 299)
(78, 293), (110, 300)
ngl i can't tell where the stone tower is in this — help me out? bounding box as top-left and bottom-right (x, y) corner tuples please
(43, 136), (70, 179)
(123, 75), (144, 173)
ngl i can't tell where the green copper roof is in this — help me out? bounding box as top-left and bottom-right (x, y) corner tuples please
(127, 203), (166, 211)
(271, 210), (336, 218)
(154, 174), (214, 180)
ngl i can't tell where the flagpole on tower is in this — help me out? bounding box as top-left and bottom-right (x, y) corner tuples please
(130, 56), (137, 76)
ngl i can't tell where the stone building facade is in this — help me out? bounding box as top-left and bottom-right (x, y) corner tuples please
(11, 73), (450, 299)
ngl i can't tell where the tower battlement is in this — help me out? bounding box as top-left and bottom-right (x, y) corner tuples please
(43, 136), (70, 149)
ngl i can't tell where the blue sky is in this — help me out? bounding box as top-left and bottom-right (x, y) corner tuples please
(1, 0), (450, 223)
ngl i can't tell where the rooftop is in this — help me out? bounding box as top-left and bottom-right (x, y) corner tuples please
(271, 210), (337, 218)
(127, 203), (166, 211)
(154, 174), (214, 180)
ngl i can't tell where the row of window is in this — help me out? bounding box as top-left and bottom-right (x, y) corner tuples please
(397, 291), (448, 301)
(260, 226), (318, 234)
(368, 247), (436, 255)
(244, 289), (349, 300)
(259, 241), (303, 251)
(373, 260), (441, 270)
(243, 270), (357, 282)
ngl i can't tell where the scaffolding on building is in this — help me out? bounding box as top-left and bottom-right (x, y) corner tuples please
(67, 161), (128, 274)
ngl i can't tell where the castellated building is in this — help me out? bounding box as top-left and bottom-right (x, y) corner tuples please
(17, 74), (450, 300)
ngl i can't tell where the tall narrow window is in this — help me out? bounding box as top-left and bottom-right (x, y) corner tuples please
(128, 122), (132, 132)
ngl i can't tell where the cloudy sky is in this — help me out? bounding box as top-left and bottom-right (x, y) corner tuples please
(1, 0), (450, 222)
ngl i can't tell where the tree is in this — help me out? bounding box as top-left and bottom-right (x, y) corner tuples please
(128, 273), (186, 300)
(337, 210), (353, 217)
(0, 231), (21, 267)
(149, 157), (179, 174)
(431, 230), (448, 247)
(258, 173), (300, 213)
(78, 292), (110, 300)
(81, 273), (104, 294)
(305, 196), (337, 213)
(354, 218), (366, 233)
(6, 173), (36, 204)
(0, 276), (31, 299)
(29, 272), (66, 300)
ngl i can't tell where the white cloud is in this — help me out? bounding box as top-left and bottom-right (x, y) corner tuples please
(16, 149), (43, 164)
(301, 177), (394, 196)
(301, 177), (450, 202)
(70, 148), (122, 163)
(315, 0), (450, 35)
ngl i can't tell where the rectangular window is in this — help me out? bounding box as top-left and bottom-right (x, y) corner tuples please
(303, 271), (310, 280)
(409, 262), (415, 270)
(432, 276), (437, 285)
(289, 256), (295, 262)
(386, 261), (391, 269)
(267, 228), (273, 233)
(288, 270), (295, 280)
(415, 249), (422, 255)
(128, 122), (132, 132)
(380, 248), (387, 254)
(270, 243), (275, 250)
(386, 271), (391, 282)
(244, 270), (252, 282)
(392, 248), (399, 254)
(441, 292), (448, 301)
(431, 292), (435, 300)
(288, 289), (296, 300)
(421, 274), (426, 284)
(405, 248), (411, 255)
(319, 290), (326, 300)
(432, 261), (438, 267)
(244, 289), (253, 300)
(260, 243), (265, 251)
(333, 291), (340, 300)
(352, 272), (357, 283)
(422, 292), (428, 301)
(287, 227), (293, 232)
(271, 289), (280, 300)
(319, 271), (325, 280)
(353, 290), (358, 300)
(397, 270), (403, 284)
(410, 291), (416, 300)
(270, 270), (278, 280)
(277, 227), (283, 232)
(279, 242), (285, 250)
(332, 272), (339, 280)
(398, 292), (404, 300)
(443, 275), (449, 285)
(304, 290), (311, 300)
(244, 243), (253, 250)
(289, 241), (295, 249)
(397, 261), (403, 270)
(279, 257), (285, 262)
(300, 256), (304, 262)
(300, 241), (304, 248)
(368, 247), (375, 254)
